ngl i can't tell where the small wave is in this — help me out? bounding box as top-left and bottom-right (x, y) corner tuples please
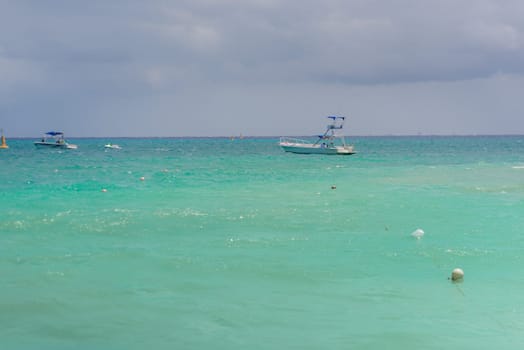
(511, 166), (524, 169)
(445, 248), (492, 257)
(154, 208), (208, 217)
(111, 208), (137, 213)
(227, 235), (309, 247)
(46, 271), (65, 277)
(5, 220), (27, 230)
(55, 210), (72, 217)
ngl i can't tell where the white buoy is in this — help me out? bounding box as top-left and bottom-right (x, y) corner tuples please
(451, 268), (464, 282)
(140, 176), (145, 181)
(411, 228), (425, 239)
(101, 188), (107, 193)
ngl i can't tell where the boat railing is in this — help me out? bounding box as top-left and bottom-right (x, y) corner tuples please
(279, 137), (312, 145)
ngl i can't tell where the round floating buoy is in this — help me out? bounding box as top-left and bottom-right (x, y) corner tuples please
(101, 188), (107, 192)
(411, 228), (425, 239)
(140, 176), (145, 181)
(451, 268), (464, 282)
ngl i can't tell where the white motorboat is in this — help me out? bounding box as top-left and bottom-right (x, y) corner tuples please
(34, 131), (78, 149)
(279, 116), (356, 155)
(104, 143), (121, 149)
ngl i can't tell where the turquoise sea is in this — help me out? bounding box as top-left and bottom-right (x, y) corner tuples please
(1, 136), (524, 349)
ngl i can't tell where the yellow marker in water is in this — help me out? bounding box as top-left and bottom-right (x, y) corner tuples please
(0, 129), (8, 149)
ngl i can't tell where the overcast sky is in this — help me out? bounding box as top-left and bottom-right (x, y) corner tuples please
(1, 0), (524, 137)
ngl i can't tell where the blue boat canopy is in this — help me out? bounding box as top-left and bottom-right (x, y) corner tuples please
(327, 116), (345, 120)
(45, 131), (64, 136)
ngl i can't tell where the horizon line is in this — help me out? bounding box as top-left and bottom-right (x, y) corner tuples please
(5, 133), (524, 139)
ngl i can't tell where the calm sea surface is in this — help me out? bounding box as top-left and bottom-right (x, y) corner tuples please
(1, 136), (524, 349)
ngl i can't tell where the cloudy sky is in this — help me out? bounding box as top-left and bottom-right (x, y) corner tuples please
(1, 0), (524, 137)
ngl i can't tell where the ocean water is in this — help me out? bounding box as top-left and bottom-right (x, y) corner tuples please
(1, 136), (524, 349)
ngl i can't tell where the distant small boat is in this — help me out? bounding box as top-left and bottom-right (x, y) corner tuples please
(279, 116), (356, 155)
(104, 143), (121, 149)
(34, 131), (77, 149)
(0, 129), (8, 149)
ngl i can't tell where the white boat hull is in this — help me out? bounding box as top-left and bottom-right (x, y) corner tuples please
(34, 141), (77, 149)
(279, 142), (355, 155)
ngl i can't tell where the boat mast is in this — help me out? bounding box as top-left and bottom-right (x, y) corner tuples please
(327, 116), (346, 146)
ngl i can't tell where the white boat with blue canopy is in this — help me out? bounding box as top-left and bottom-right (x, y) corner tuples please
(34, 131), (78, 149)
(279, 116), (356, 155)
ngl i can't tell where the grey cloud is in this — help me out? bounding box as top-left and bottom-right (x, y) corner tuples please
(3, 0), (524, 86)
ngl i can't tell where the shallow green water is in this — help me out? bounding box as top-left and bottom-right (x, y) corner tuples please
(1, 136), (524, 349)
